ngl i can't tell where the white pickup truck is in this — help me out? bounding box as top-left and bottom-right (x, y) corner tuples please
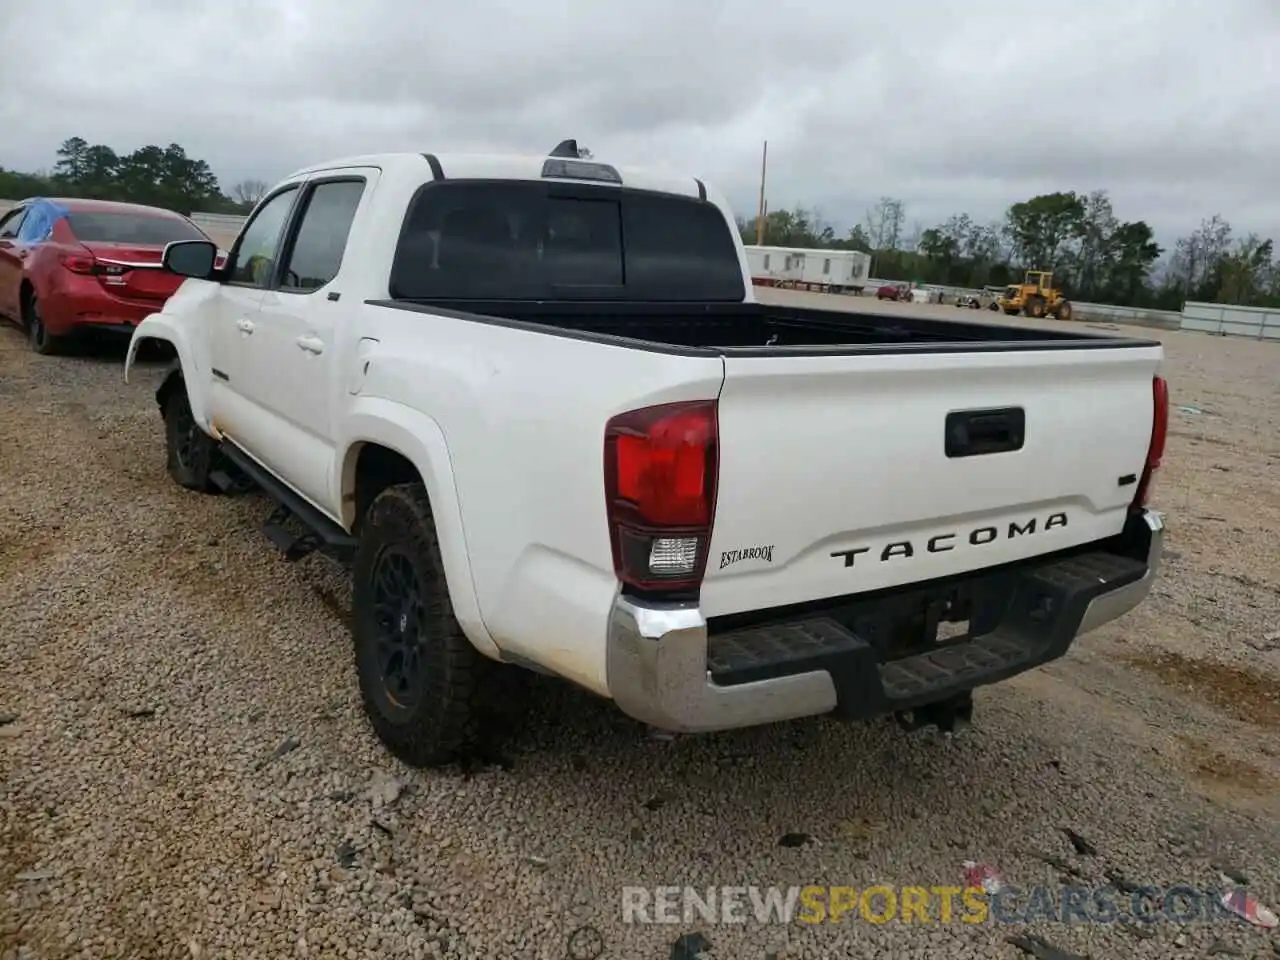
(125, 143), (1169, 767)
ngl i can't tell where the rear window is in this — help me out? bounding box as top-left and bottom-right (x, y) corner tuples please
(389, 182), (745, 302)
(67, 211), (207, 245)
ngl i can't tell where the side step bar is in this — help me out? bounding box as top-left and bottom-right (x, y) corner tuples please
(208, 463), (257, 495)
(218, 442), (357, 564)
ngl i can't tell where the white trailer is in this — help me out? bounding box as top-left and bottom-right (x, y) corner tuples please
(744, 245), (806, 287)
(744, 245), (870, 293)
(797, 249), (870, 292)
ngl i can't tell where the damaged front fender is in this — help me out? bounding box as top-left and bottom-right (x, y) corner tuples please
(124, 310), (213, 431)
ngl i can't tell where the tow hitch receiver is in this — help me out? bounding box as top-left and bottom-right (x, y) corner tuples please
(894, 691), (974, 735)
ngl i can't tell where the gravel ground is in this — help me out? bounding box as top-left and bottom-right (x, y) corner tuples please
(2, 297), (1278, 960)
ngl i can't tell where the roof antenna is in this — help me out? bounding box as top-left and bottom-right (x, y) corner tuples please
(549, 139), (579, 158)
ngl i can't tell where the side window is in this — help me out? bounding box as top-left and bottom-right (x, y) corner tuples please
(0, 208), (27, 240)
(279, 180), (365, 291)
(228, 187), (299, 287)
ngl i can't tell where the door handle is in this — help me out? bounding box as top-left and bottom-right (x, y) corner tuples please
(296, 335), (325, 355)
(945, 407), (1026, 458)
(236, 318), (255, 334)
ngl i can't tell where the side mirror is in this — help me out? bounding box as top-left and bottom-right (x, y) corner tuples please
(162, 240), (218, 279)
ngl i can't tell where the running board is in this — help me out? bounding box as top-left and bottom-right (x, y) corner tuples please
(208, 463), (257, 495)
(218, 442), (357, 564)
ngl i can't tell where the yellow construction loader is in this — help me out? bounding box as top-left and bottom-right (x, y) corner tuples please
(996, 270), (1074, 321)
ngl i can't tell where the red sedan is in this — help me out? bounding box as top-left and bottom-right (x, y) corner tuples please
(0, 197), (220, 354)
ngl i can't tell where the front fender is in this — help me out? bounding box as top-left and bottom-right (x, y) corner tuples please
(338, 398), (498, 660)
(125, 312), (212, 430)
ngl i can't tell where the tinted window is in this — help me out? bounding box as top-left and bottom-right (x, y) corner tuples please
(390, 182), (744, 302)
(229, 188), (298, 287)
(66, 211), (206, 245)
(280, 180), (365, 291)
(0, 208), (26, 240)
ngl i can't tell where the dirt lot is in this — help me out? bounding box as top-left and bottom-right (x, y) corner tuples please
(2, 293), (1278, 960)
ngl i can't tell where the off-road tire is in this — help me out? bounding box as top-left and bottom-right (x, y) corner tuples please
(352, 482), (527, 768)
(163, 382), (219, 491)
(25, 292), (69, 356)
(1056, 300), (1073, 322)
(1024, 296), (1046, 319)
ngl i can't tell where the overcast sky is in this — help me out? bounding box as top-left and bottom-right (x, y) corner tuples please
(2, 0), (1277, 247)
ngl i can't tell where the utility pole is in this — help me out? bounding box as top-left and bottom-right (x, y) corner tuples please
(755, 140), (768, 246)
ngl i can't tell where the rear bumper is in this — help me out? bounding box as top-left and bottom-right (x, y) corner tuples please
(43, 283), (161, 336)
(606, 509), (1164, 733)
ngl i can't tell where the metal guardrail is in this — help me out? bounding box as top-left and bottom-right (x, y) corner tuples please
(1068, 302), (1184, 329)
(189, 211), (248, 230)
(1180, 301), (1279, 341)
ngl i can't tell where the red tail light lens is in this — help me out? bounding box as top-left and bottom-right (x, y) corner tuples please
(604, 400), (719, 592)
(1133, 375), (1168, 509)
(59, 253), (97, 275)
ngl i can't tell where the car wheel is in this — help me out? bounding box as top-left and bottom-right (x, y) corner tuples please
(352, 482), (527, 768)
(25, 293), (69, 356)
(163, 379), (219, 491)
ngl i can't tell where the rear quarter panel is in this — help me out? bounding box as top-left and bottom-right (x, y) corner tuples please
(347, 306), (725, 695)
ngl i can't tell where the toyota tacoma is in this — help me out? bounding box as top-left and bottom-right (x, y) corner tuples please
(124, 141), (1168, 767)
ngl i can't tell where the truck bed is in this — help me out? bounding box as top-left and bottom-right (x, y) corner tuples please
(376, 299), (1158, 354)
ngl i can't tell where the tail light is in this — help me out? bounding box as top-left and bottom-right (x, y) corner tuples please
(1132, 375), (1168, 509)
(59, 253), (97, 275)
(603, 400), (719, 592)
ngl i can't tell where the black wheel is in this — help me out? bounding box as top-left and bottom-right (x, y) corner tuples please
(1024, 296), (1046, 319)
(25, 293), (69, 356)
(988, 302), (999, 311)
(352, 482), (525, 768)
(163, 381), (219, 491)
(1056, 300), (1073, 321)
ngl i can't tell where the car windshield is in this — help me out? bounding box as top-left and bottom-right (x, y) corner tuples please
(67, 211), (207, 246)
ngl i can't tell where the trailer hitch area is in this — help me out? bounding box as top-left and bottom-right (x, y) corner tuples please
(894, 691), (974, 736)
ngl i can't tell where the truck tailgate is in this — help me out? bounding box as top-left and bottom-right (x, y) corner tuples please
(701, 345), (1162, 618)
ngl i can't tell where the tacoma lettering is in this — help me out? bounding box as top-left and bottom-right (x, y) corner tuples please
(830, 512), (1069, 568)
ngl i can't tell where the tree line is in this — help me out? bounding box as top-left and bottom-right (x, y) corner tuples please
(4, 139), (1274, 310)
(738, 193), (1280, 310)
(0, 137), (270, 217)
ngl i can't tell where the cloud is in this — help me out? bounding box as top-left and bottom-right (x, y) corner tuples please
(2, 0), (1276, 244)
